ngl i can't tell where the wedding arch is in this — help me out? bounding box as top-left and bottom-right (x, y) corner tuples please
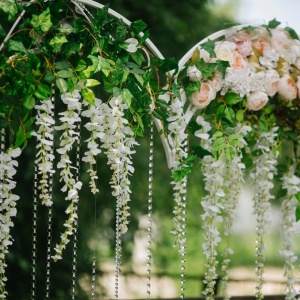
(1, 0), (300, 299)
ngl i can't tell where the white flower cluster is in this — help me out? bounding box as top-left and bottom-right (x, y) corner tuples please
(188, 26), (300, 111)
(52, 90), (83, 261)
(220, 125), (250, 298)
(250, 127), (279, 297)
(81, 98), (105, 194)
(0, 147), (21, 298)
(280, 168), (300, 300)
(201, 155), (226, 299)
(99, 97), (138, 235)
(167, 92), (189, 255)
(31, 99), (55, 206)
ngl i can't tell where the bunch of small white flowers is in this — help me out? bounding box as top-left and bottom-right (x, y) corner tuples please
(81, 98), (105, 194)
(99, 97), (138, 235)
(220, 124), (251, 298)
(52, 90), (83, 261)
(250, 127), (279, 298)
(31, 99), (55, 206)
(167, 93), (189, 256)
(0, 146), (21, 298)
(201, 154), (226, 299)
(279, 167), (300, 300)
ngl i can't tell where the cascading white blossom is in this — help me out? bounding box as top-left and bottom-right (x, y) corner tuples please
(280, 167), (300, 300)
(81, 98), (105, 194)
(52, 90), (83, 261)
(250, 127), (279, 299)
(201, 154), (226, 299)
(31, 99), (55, 206)
(0, 146), (21, 298)
(220, 124), (251, 299)
(167, 94), (189, 256)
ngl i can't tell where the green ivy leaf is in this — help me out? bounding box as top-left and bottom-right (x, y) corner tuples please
(75, 59), (87, 72)
(296, 205), (300, 222)
(120, 89), (133, 108)
(23, 96), (35, 110)
(259, 114), (268, 132)
(84, 79), (101, 88)
(225, 146), (235, 161)
(31, 8), (53, 33)
(185, 81), (200, 97)
(284, 27), (299, 40)
(56, 78), (68, 94)
(236, 109), (245, 122)
(7, 40), (27, 54)
(49, 35), (68, 53)
(14, 126), (25, 148)
(131, 20), (147, 35)
(0, 0), (18, 21)
(216, 60), (230, 78)
(44, 71), (55, 83)
(195, 58), (216, 79)
(55, 61), (70, 70)
(34, 83), (52, 100)
(57, 70), (73, 78)
(116, 20), (127, 41)
(200, 39), (216, 58)
(224, 92), (243, 105)
(81, 88), (95, 105)
(224, 106), (235, 124)
(267, 18), (281, 29)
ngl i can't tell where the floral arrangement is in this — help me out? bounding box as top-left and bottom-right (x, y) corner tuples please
(164, 19), (300, 299)
(1, 0), (300, 298)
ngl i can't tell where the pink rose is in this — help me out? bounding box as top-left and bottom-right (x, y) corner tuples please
(278, 75), (297, 101)
(252, 37), (271, 54)
(190, 82), (216, 109)
(236, 39), (252, 57)
(264, 70), (280, 97)
(246, 91), (269, 111)
(232, 51), (248, 70)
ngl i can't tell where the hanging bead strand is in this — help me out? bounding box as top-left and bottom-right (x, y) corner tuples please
(71, 119), (82, 300)
(146, 121), (154, 299)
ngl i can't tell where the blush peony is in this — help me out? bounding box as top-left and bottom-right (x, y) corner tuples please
(278, 75), (297, 101)
(190, 82), (216, 109)
(246, 91), (269, 111)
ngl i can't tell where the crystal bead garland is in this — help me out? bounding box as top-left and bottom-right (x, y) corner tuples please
(71, 121), (82, 300)
(31, 144), (38, 300)
(146, 121), (154, 299)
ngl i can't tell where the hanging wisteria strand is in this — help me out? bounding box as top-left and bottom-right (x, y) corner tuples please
(81, 98), (104, 194)
(0, 137), (21, 298)
(31, 99), (55, 206)
(91, 96), (138, 298)
(165, 91), (189, 298)
(220, 124), (251, 299)
(251, 127), (279, 299)
(279, 166), (300, 300)
(52, 90), (83, 261)
(30, 93), (56, 299)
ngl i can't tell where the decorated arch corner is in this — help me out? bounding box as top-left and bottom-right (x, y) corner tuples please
(159, 20), (300, 298)
(1, 0), (300, 299)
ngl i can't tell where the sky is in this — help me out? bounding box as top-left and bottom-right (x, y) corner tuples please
(235, 0), (300, 33)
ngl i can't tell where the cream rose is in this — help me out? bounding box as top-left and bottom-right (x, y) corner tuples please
(278, 75), (297, 101)
(190, 82), (216, 109)
(214, 41), (236, 63)
(252, 37), (271, 54)
(264, 69), (280, 97)
(187, 65), (202, 82)
(246, 91), (269, 111)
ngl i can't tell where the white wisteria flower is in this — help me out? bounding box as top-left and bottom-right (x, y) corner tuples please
(0, 147), (21, 298)
(250, 127), (279, 298)
(53, 90), (82, 261)
(81, 98), (105, 194)
(31, 99), (55, 206)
